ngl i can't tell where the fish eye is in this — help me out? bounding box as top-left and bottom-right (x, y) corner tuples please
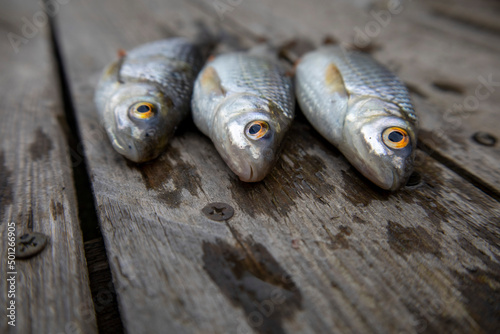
(245, 121), (269, 140)
(129, 102), (155, 120)
(382, 127), (410, 149)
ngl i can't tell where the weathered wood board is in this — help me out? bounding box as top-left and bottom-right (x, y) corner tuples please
(55, 0), (500, 333)
(0, 1), (97, 333)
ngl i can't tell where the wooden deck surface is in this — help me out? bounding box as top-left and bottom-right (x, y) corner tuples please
(1, 0), (499, 333)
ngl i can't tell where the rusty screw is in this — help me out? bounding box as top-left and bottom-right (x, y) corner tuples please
(202, 202), (234, 221)
(472, 132), (496, 147)
(16, 232), (49, 259)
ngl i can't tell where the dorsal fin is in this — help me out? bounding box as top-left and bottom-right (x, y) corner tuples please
(117, 48), (127, 58)
(325, 63), (347, 96)
(200, 66), (225, 96)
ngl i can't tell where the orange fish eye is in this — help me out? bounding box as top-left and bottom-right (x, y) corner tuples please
(130, 102), (155, 119)
(246, 121), (269, 140)
(382, 127), (410, 149)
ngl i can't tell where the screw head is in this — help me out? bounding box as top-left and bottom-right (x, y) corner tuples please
(16, 232), (49, 259)
(202, 202), (234, 221)
(472, 132), (496, 147)
(406, 171), (422, 187)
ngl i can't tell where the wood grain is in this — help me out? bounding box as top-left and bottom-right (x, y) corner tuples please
(56, 0), (500, 333)
(0, 1), (97, 333)
(422, 0), (500, 34)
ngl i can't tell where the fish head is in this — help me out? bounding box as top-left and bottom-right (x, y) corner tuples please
(341, 98), (417, 191)
(212, 94), (285, 182)
(103, 82), (175, 163)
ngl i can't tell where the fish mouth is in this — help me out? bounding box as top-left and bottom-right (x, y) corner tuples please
(110, 134), (144, 162)
(221, 151), (262, 182)
(107, 131), (129, 156)
(358, 163), (396, 191)
(237, 165), (266, 182)
(373, 168), (406, 191)
(388, 169), (399, 191)
(238, 165), (255, 182)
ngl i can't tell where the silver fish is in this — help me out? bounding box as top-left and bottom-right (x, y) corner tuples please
(95, 38), (205, 162)
(295, 46), (418, 190)
(192, 51), (295, 182)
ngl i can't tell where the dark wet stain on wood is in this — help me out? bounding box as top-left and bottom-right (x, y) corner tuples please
(0, 150), (13, 220)
(395, 189), (447, 232)
(430, 6), (500, 36)
(280, 37), (316, 59)
(50, 199), (64, 219)
(396, 152), (449, 230)
(230, 122), (335, 220)
(202, 238), (302, 334)
(130, 146), (202, 207)
(340, 168), (391, 206)
(432, 81), (465, 95)
(327, 225), (352, 250)
(322, 35), (338, 45)
(405, 82), (429, 99)
(387, 221), (441, 257)
(458, 236), (499, 272)
(454, 236), (500, 332)
(29, 127), (54, 161)
(418, 169), (449, 227)
(352, 215), (367, 225)
(349, 42), (382, 54)
(417, 195), (448, 230)
(455, 267), (500, 333)
(412, 151), (446, 188)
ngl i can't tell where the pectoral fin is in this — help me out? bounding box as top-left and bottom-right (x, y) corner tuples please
(200, 66), (225, 96)
(325, 63), (347, 97)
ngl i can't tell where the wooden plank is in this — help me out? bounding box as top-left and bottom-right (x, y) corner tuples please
(422, 0), (500, 34)
(0, 1), (97, 333)
(188, 0), (500, 198)
(57, 0), (500, 333)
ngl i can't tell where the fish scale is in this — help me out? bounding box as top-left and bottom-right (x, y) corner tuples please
(331, 48), (417, 123)
(120, 38), (204, 107)
(295, 45), (418, 190)
(215, 53), (294, 119)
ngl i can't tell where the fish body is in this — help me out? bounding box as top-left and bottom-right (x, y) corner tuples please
(295, 46), (418, 190)
(192, 51), (295, 182)
(95, 38), (205, 162)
